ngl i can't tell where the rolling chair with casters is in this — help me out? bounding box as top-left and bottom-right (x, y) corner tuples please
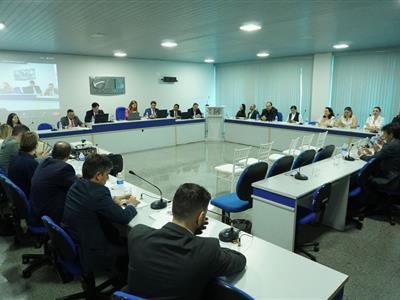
(205, 278), (255, 300)
(211, 162), (268, 225)
(291, 149), (316, 170)
(115, 107), (126, 121)
(112, 291), (146, 300)
(295, 183), (331, 261)
(0, 174), (51, 278)
(313, 145), (335, 162)
(266, 155), (294, 178)
(37, 123), (53, 130)
(108, 154), (123, 177)
(42, 215), (118, 300)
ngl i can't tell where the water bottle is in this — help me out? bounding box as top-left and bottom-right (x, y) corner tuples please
(275, 115), (278, 122)
(116, 172), (124, 186)
(78, 152), (85, 161)
(340, 143), (348, 158)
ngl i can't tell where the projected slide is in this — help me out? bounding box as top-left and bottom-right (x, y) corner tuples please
(0, 62), (60, 112)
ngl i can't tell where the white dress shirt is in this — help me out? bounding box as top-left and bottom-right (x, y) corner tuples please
(364, 115), (384, 130)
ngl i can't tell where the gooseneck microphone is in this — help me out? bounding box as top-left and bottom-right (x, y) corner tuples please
(128, 170), (166, 210)
(207, 210), (240, 243)
(294, 160), (309, 181)
(345, 143), (355, 161)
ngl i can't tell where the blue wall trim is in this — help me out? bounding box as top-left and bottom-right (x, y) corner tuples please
(175, 119), (205, 125)
(91, 118), (175, 133)
(253, 187), (296, 208)
(225, 119), (374, 138)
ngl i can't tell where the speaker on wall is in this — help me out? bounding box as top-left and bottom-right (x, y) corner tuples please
(161, 76), (178, 83)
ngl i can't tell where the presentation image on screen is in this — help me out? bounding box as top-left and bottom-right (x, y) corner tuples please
(0, 61), (60, 124)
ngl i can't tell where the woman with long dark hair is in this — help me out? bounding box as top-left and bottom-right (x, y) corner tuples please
(6, 113), (21, 128)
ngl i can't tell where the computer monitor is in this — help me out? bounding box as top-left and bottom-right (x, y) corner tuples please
(127, 112), (141, 120)
(157, 110), (168, 118)
(94, 113), (109, 123)
(180, 112), (191, 119)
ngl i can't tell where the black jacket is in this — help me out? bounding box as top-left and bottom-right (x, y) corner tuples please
(392, 115), (400, 125)
(169, 109), (182, 118)
(260, 107), (278, 121)
(8, 151), (38, 197)
(247, 110), (259, 120)
(30, 158), (76, 224)
(127, 222), (246, 300)
(62, 178), (137, 272)
(236, 110), (246, 118)
(187, 108), (203, 118)
(84, 109), (105, 123)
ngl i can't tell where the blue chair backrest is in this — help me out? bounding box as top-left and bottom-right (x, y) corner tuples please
(236, 162), (268, 202)
(277, 112), (283, 121)
(310, 183), (331, 217)
(0, 173), (31, 219)
(115, 107), (126, 121)
(308, 121), (317, 125)
(37, 123), (53, 130)
(292, 149), (316, 170)
(205, 278), (254, 300)
(41, 216), (78, 262)
(112, 291), (147, 300)
(356, 158), (378, 187)
(313, 145), (335, 162)
(56, 121), (62, 129)
(267, 155), (294, 178)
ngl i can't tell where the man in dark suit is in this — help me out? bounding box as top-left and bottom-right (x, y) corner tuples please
(30, 142), (76, 225)
(84, 102), (105, 123)
(247, 104), (259, 119)
(187, 102), (203, 118)
(260, 100), (278, 121)
(127, 183), (246, 299)
(0, 124), (29, 173)
(8, 132), (41, 197)
(60, 109), (84, 128)
(169, 103), (182, 118)
(143, 101), (159, 119)
(62, 154), (140, 275)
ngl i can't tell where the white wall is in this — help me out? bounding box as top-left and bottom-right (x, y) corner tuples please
(0, 51), (215, 127)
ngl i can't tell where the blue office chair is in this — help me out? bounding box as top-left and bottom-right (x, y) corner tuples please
(116, 107), (126, 121)
(42, 215), (117, 299)
(308, 121), (317, 125)
(277, 112), (283, 121)
(205, 278), (254, 300)
(211, 162), (268, 224)
(0, 174), (51, 278)
(313, 145), (335, 163)
(295, 183), (331, 261)
(112, 291), (147, 300)
(37, 122), (53, 130)
(266, 155), (294, 178)
(56, 120), (62, 129)
(291, 149), (316, 170)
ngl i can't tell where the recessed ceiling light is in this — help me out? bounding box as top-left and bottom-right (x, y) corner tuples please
(161, 41), (178, 48)
(333, 43), (349, 49)
(240, 23), (261, 32)
(114, 51), (127, 57)
(0, 22), (5, 30)
(204, 59), (215, 63)
(257, 52), (270, 57)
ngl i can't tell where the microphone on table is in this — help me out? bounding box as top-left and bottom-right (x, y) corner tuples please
(294, 160), (309, 181)
(345, 143), (355, 161)
(128, 170), (166, 210)
(207, 210), (240, 243)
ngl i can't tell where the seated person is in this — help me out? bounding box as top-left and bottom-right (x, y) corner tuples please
(143, 101), (159, 119)
(260, 101), (278, 121)
(84, 102), (104, 123)
(335, 106), (357, 129)
(188, 103), (203, 118)
(392, 112), (400, 125)
(364, 106), (384, 133)
(0, 124), (12, 146)
(287, 105), (303, 123)
(0, 125), (29, 173)
(8, 132), (41, 197)
(318, 107), (335, 127)
(6, 113), (21, 128)
(125, 100), (139, 119)
(127, 183), (246, 299)
(25, 80), (42, 95)
(247, 104), (259, 119)
(30, 142), (76, 225)
(44, 83), (58, 96)
(62, 154), (140, 276)
(60, 109), (84, 128)
(235, 104), (246, 118)
(169, 104), (182, 118)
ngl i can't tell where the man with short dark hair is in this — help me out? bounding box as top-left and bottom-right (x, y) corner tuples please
(144, 101), (159, 119)
(0, 124), (30, 173)
(127, 183), (246, 299)
(8, 132), (40, 196)
(60, 109), (84, 128)
(187, 102), (203, 118)
(62, 154), (139, 276)
(30, 141), (76, 224)
(84, 102), (105, 123)
(260, 100), (278, 121)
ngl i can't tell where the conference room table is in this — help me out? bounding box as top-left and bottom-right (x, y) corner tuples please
(252, 154), (366, 252)
(67, 149), (348, 300)
(38, 118), (205, 154)
(224, 118), (376, 150)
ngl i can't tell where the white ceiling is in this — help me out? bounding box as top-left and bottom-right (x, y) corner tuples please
(0, 0), (399, 63)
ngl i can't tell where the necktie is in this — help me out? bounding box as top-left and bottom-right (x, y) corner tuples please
(71, 118), (75, 127)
